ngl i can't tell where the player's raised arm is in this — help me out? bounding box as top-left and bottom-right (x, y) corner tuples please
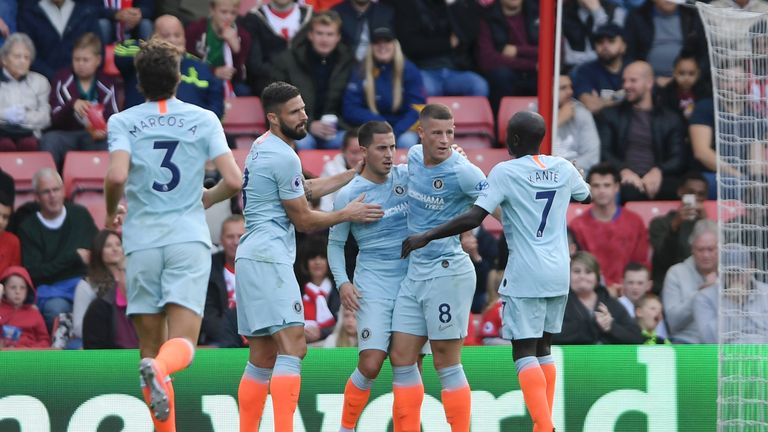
(401, 205), (489, 258)
(302, 160), (363, 201)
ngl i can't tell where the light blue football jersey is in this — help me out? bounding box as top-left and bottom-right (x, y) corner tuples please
(236, 131), (305, 264)
(475, 155), (590, 298)
(108, 98), (230, 254)
(406, 145), (486, 280)
(328, 165), (410, 300)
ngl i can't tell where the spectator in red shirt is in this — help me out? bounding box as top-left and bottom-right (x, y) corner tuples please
(0, 190), (20, 275)
(298, 239), (336, 345)
(0, 265), (50, 348)
(569, 162), (649, 296)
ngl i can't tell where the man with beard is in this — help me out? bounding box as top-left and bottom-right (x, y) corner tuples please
(571, 23), (629, 114)
(235, 81), (384, 431)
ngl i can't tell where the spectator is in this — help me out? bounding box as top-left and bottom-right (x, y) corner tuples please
(72, 229), (125, 347)
(87, 0), (153, 45)
(186, 0), (252, 96)
(0, 1), (17, 46)
(200, 215), (246, 348)
(662, 219), (718, 343)
(342, 27), (424, 149)
(0, 265), (50, 348)
(649, 172), (708, 290)
(655, 52), (710, 122)
(569, 163), (649, 293)
(461, 228), (498, 314)
(0, 190), (20, 275)
(389, 0), (489, 97)
(0, 168), (13, 207)
(319, 129), (364, 212)
(476, 0), (538, 111)
(635, 293), (670, 345)
(298, 240), (336, 345)
(478, 285), (504, 346)
(40, 32), (118, 171)
(332, 0), (394, 62)
(271, 11), (355, 150)
(553, 251), (644, 345)
(0, 33), (51, 152)
(561, 0), (626, 73)
(17, 168), (98, 331)
(156, 0), (210, 25)
(80, 231), (138, 349)
(694, 243), (768, 344)
(323, 305), (357, 347)
(571, 23), (628, 114)
(597, 61), (687, 202)
(115, 14), (224, 117)
(617, 262), (668, 339)
(623, 0), (708, 85)
(553, 74), (600, 175)
(240, 0), (312, 95)
(17, 0), (101, 81)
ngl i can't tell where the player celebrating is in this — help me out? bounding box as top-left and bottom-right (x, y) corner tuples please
(104, 38), (242, 432)
(402, 111), (591, 432)
(236, 81), (384, 432)
(389, 104), (487, 432)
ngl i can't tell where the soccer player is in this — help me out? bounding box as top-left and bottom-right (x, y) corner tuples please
(327, 121), (409, 432)
(236, 81), (384, 432)
(402, 111), (592, 432)
(104, 38), (242, 432)
(389, 103), (487, 432)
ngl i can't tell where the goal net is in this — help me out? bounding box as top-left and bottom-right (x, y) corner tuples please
(697, 3), (768, 431)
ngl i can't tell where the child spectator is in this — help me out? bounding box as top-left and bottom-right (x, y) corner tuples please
(40, 33), (118, 171)
(299, 241), (336, 345)
(186, 0), (252, 96)
(0, 33), (51, 151)
(635, 293), (670, 345)
(618, 262), (669, 339)
(0, 266), (50, 348)
(0, 190), (20, 275)
(323, 305), (357, 348)
(655, 52), (710, 122)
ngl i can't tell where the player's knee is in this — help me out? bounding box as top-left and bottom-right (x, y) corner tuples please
(358, 357), (384, 379)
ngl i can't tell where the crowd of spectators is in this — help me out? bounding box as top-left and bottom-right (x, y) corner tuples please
(2, 0), (768, 349)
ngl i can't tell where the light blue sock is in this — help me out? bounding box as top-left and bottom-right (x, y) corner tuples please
(392, 364), (422, 387)
(514, 356), (539, 374)
(350, 368), (374, 391)
(437, 364), (468, 391)
(273, 354), (301, 376)
(537, 355), (554, 366)
(244, 361), (272, 384)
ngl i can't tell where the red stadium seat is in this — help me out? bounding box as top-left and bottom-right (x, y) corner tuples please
(482, 215), (503, 238)
(567, 203), (591, 223)
(222, 97), (267, 147)
(625, 201), (680, 227)
(427, 96), (495, 147)
(75, 192), (108, 230)
(465, 148), (509, 175)
(704, 199), (746, 222)
(232, 147), (250, 172)
(62, 151), (109, 199)
(497, 96), (537, 145)
(299, 149), (339, 177)
(103, 44), (120, 77)
(0, 152), (56, 208)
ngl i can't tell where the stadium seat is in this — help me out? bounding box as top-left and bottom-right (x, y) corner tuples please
(498, 96), (537, 145)
(222, 97), (266, 146)
(567, 203), (591, 223)
(239, 0), (260, 15)
(465, 148), (509, 175)
(232, 147), (250, 172)
(0, 152), (56, 208)
(482, 215), (503, 238)
(299, 149), (338, 177)
(75, 192), (108, 230)
(427, 96), (495, 147)
(625, 201), (680, 227)
(62, 151), (109, 199)
(103, 44), (120, 77)
(704, 199), (746, 222)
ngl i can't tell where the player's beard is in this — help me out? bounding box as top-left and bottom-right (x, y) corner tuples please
(279, 118), (308, 141)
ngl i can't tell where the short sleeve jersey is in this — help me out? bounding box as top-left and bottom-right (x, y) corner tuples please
(407, 145), (486, 280)
(236, 131), (305, 264)
(107, 98), (230, 254)
(328, 165), (410, 299)
(475, 155), (590, 298)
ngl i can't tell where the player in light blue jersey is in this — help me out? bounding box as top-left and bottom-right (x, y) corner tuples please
(235, 81), (384, 432)
(389, 104), (487, 432)
(326, 121), (410, 431)
(402, 111), (592, 432)
(104, 38), (242, 432)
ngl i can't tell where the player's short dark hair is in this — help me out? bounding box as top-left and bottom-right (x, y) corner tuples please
(358, 121), (393, 148)
(586, 162), (621, 184)
(341, 127), (359, 151)
(419, 103), (453, 123)
(135, 38), (181, 101)
(623, 262), (649, 277)
(506, 111), (545, 155)
(261, 81), (301, 115)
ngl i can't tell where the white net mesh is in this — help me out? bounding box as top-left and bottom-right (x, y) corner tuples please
(697, 3), (768, 431)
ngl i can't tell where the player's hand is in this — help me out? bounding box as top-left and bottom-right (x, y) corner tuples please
(451, 143), (467, 158)
(595, 302), (613, 333)
(401, 234), (429, 258)
(340, 282), (362, 312)
(641, 167), (662, 199)
(620, 168), (645, 193)
(343, 194), (384, 223)
(105, 204), (126, 230)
